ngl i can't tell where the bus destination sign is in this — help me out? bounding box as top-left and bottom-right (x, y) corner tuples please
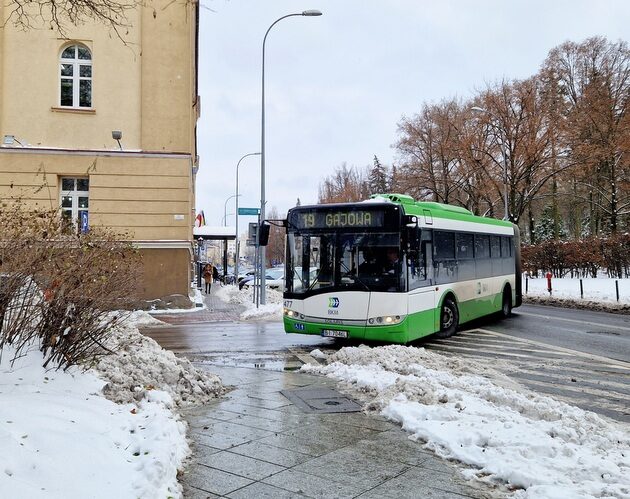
(291, 209), (386, 229)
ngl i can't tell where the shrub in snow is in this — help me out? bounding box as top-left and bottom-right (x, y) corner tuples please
(0, 201), (141, 370)
(522, 234), (630, 278)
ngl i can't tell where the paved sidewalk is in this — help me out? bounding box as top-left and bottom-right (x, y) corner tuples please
(179, 365), (492, 498)
(145, 289), (502, 498)
(153, 286), (246, 325)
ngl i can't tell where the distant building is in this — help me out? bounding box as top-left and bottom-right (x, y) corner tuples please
(0, 0), (200, 302)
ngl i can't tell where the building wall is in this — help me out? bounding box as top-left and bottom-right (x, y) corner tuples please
(1, 14), (143, 149)
(139, 247), (191, 298)
(0, 148), (194, 298)
(0, 1), (199, 303)
(0, 1), (198, 154)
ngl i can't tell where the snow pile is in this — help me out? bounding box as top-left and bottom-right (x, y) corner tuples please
(303, 345), (630, 498)
(124, 309), (169, 327)
(94, 311), (225, 406)
(309, 348), (327, 360)
(0, 345), (188, 499)
(215, 285), (283, 320)
(241, 302), (283, 320)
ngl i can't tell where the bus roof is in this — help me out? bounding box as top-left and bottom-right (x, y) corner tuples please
(370, 193), (513, 229)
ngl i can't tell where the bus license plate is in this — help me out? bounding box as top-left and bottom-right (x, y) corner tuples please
(322, 329), (348, 338)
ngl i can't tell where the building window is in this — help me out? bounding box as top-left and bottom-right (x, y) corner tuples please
(60, 44), (92, 108)
(60, 177), (89, 233)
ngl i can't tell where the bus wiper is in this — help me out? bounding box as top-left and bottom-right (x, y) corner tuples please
(339, 261), (370, 291)
(308, 269), (323, 291)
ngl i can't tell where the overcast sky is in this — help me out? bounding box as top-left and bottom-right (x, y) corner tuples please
(196, 0), (629, 229)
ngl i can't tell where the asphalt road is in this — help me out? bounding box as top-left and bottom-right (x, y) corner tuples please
(145, 301), (630, 423)
(472, 303), (630, 363)
(421, 303), (630, 423)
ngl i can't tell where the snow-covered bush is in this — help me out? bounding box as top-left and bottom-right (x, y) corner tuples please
(0, 201), (141, 370)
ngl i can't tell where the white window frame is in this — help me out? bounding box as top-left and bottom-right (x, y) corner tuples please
(59, 44), (93, 108)
(60, 177), (89, 233)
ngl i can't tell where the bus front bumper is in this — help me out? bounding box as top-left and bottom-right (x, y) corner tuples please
(283, 317), (410, 344)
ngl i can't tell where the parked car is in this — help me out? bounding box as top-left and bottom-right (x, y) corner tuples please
(239, 268), (284, 290)
(237, 268), (255, 284)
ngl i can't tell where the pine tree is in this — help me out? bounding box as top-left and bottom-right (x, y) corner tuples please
(534, 205), (568, 242)
(367, 155), (389, 195)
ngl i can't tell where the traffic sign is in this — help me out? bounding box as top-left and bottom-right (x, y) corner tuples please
(238, 207), (260, 215)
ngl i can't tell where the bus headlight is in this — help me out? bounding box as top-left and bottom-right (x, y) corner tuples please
(367, 315), (404, 326)
(284, 308), (299, 318)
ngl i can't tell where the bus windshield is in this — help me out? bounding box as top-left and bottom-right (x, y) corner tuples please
(286, 231), (405, 295)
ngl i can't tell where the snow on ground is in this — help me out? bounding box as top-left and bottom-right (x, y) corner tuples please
(304, 345), (630, 499)
(0, 345), (187, 499)
(214, 284), (283, 320)
(0, 310), (225, 499)
(524, 276), (629, 304)
(96, 311), (225, 406)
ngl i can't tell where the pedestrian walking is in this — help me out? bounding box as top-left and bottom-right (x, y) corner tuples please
(203, 263), (213, 294)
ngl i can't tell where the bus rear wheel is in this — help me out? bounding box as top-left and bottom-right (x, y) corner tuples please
(436, 298), (459, 338)
(501, 288), (512, 318)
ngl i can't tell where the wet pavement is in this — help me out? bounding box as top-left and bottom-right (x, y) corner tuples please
(141, 287), (498, 498)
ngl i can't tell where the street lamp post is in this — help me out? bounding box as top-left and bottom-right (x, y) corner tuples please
(471, 106), (509, 221)
(222, 194), (240, 282)
(223, 194), (241, 227)
(221, 212), (236, 226)
(235, 152), (261, 284)
(259, 9), (322, 304)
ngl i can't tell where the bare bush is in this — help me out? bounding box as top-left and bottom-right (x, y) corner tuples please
(0, 201), (142, 370)
(522, 235), (629, 278)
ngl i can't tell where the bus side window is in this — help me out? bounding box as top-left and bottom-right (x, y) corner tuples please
(408, 240), (428, 289)
(433, 231), (456, 284)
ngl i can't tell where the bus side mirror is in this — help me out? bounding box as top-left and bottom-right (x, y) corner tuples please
(403, 215), (418, 227)
(258, 222), (271, 246)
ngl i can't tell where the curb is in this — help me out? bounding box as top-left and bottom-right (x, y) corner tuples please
(523, 295), (630, 315)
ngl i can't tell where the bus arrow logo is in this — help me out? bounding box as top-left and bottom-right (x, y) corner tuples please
(328, 297), (340, 308)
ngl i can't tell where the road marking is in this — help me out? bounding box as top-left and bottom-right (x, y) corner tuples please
(516, 311), (630, 332)
(456, 335), (522, 345)
(472, 328), (630, 369)
(429, 343), (544, 360)
(514, 377), (630, 411)
(435, 338), (575, 356)
(513, 366), (630, 393)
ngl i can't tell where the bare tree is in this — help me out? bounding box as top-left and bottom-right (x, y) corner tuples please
(542, 37), (630, 234)
(265, 206), (285, 267)
(318, 163), (369, 204)
(3, 0), (137, 37)
(472, 78), (568, 224)
(395, 100), (464, 204)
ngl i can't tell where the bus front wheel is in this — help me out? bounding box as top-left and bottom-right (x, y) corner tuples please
(436, 298), (459, 338)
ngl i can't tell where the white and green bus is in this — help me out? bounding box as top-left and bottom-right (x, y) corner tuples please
(282, 194), (521, 343)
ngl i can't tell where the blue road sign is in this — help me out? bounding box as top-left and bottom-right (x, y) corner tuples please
(238, 207), (260, 216)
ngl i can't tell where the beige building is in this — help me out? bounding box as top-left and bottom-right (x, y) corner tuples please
(0, 0), (200, 302)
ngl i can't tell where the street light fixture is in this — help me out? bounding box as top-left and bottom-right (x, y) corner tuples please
(221, 212), (236, 225)
(471, 106), (509, 221)
(223, 194), (241, 227)
(259, 9), (322, 305)
(235, 152), (261, 283)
